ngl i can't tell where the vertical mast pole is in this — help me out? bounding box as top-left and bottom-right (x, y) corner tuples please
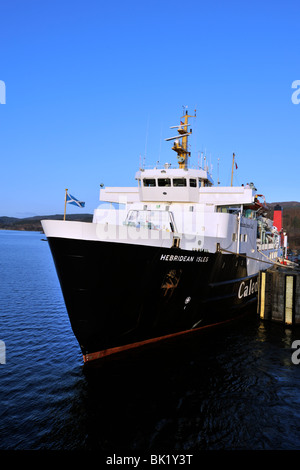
(182, 112), (189, 169)
(63, 188), (68, 221)
(231, 153), (235, 187)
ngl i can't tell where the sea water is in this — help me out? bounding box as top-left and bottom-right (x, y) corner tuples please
(1, 230), (300, 452)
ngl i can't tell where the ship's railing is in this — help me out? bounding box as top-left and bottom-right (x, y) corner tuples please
(257, 242), (277, 251)
(139, 163), (209, 171)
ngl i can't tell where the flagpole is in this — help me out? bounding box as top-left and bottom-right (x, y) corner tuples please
(63, 188), (68, 221)
(231, 153), (235, 187)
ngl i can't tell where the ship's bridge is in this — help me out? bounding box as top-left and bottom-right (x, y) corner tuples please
(135, 166), (213, 203)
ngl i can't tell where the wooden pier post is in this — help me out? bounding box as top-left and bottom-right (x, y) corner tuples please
(258, 266), (300, 325)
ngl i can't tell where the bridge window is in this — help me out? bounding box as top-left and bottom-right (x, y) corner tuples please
(158, 178), (171, 187)
(124, 210), (174, 232)
(143, 178), (156, 187)
(173, 178), (187, 187)
(243, 209), (255, 219)
(189, 178), (197, 187)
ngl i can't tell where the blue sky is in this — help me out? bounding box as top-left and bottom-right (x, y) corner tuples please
(0, 0), (300, 217)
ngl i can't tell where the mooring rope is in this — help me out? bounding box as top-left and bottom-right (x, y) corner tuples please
(219, 246), (297, 269)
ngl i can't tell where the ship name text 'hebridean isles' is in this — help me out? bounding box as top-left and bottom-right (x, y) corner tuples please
(160, 254), (209, 263)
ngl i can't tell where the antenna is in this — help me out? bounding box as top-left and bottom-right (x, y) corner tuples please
(144, 116), (149, 165)
(139, 153), (145, 169)
(158, 124), (163, 164)
(231, 153), (235, 187)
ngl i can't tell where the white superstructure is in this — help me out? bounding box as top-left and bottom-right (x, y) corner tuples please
(91, 110), (283, 277)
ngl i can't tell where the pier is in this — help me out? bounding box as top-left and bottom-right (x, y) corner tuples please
(258, 265), (300, 325)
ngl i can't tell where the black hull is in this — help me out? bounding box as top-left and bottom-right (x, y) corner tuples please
(47, 236), (259, 362)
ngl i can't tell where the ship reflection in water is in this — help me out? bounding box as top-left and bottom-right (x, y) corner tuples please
(80, 312), (300, 451)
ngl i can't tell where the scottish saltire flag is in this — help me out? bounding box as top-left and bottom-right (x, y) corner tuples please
(66, 193), (85, 208)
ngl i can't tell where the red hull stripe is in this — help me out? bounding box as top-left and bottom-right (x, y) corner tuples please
(82, 315), (241, 363)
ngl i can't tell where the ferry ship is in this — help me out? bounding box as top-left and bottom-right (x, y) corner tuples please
(42, 110), (286, 363)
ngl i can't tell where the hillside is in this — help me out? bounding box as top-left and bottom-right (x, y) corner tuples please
(268, 202), (300, 250)
(0, 214), (93, 232)
(1, 202), (300, 249)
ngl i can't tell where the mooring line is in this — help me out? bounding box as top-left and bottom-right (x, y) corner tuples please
(219, 246), (297, 269)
